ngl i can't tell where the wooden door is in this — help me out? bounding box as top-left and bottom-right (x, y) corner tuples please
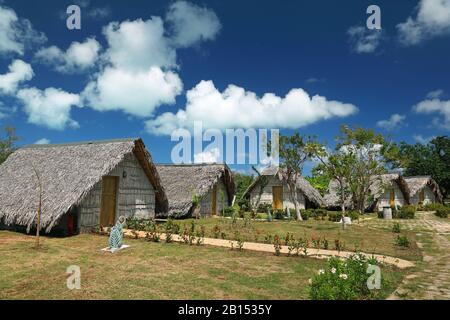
(100, 176), (118, 227)
(211, 185), (217, 215)
(419, 189), (425, 203)
(389, 189), (395, 206)
(272, 186), (283, 210)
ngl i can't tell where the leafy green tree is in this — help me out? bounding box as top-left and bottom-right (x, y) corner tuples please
(0, 126), (19, 164)
(305, 166), (331, 196)
(233, 172), (254, 201)
(387, 136), (450, 197)
(279, 133), (316, 220)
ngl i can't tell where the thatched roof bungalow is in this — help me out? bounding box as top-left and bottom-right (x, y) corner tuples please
(324, 173), (410, 212)
(243, 166), (324, 210)
(404, 176), (443, 205)
(155, 164), (235, 218)
(0, 138), (167, 235)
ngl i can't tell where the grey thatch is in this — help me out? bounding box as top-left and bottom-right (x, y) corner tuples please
(0, 138), (167, 232)
(243, 166), (324, 207)
(404, 175), (443, 203)
(155, 164), (235, 218)
(324, 173), (411, 209)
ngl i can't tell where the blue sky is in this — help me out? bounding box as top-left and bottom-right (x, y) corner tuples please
(1, 0), (449, 175)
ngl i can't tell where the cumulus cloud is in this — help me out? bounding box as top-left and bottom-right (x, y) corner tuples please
(413, 97), (450, 130)
(0, 5), (46, 56)
(397, 0), (450, 45)
(145, 80), (358, 135)
(194, 147), (221, 164)
(166, 0), (221, 48)
(347, 26), (383, 53)
(83, 66), (182, 117)
(83, 1), (220, 118)
(35, 138), (50, 145)
(426, 89), (444, 99)
(0, 59), (33, 94)
(376, 114), (406, 131)
(35, 38), (101, 74)
(17, 87), (81, 130)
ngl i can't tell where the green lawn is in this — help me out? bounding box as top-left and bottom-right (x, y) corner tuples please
(0, 231), (403, 300)
(171, 216), (422, 261)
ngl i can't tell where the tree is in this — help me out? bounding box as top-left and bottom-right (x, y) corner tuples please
(305, 166), (331, 197)
(249, 166), (269, 216)
(308, 142), (356, 215)
(233, 171), (254, 201)
(335, 126), (393, 213)
(387, 136), (450, 197)
(0, 126), (19, 164)
(279, 133), (315, 220)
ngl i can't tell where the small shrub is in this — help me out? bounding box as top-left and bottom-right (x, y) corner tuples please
(322, 238), (329, 250)
(220, 232), (227, 239)
(328, 212), (342, 222)
(264, 233), (273, 244)
(284, 232), (294, 246)
(212, 225), (221, 238)
(435, 206), (449, 218)
(392, 222), (401, 233)
(309, 253), (382, 300)
(257, 203), (272, 213)
(334, 239), (345, 252)
(394, 235), (410, 247)
(273, 235), (282, 256)
(165, 231), (173, 243)
(299, 209), (309, 220)
(273, 209), (285, 220)
(399, 205), (416, 219)
(346, 211), (359, 221)
(235, 232), (244, 251)
(314, 208), (328, 220)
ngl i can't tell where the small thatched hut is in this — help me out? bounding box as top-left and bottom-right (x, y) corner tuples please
(324, 173), (410, 212)
(155, 164), (235, 218)
(243, 167), (324, 210)
(0, 138), (167, 235)
(368, 173), (410, 211)
(404, 176), (442, 205)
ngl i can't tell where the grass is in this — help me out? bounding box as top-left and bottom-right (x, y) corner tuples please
(174, 216), (422, 261)
(0, 231), (404, 300)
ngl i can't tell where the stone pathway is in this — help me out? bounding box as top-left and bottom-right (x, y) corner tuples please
(385, 213), (450, 300)
(121, 229), (414, 269)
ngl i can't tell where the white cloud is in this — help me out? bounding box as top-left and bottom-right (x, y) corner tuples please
(0, 59), (33, 94)
(194, 147), (221, 163)
(17, 87), (81, 130)
(376, 114), (406, 130)
(83, 2), (220, 119)
(35, 138), (50, 145)
(413, 98), (450, 130)
(166, 1), (221, 48)
(413, 134), (435, 144)
(82, 66), (182, 117)
(0, 5), (46, 56)
(87, 7), (111, 19)
(397, 0), (450, 45)
(426, 89), (444, 99)
(102, 17), (176, 71)
(145, 80), (358, 135)
(347, 26), (383, 53)
(35, 38), (101, 74)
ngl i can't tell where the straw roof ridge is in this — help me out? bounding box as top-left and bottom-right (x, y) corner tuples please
(0, 138), (166, 232)
(155, 163), (235, 218)
(404, 175), (443, 203)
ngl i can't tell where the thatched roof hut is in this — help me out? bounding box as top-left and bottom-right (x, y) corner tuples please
(243, 166), (324, 208)
(0, 138), (167, 233)
(324, 173), (411, 210)
(404, 176), (443, 204)
(155, 164), (235, 218)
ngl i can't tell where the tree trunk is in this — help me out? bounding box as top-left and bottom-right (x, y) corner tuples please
(291, 184), (303, 221)
(35, 188), (41, 248)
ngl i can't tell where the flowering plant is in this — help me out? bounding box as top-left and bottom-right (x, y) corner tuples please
(309, 253), (382, 300)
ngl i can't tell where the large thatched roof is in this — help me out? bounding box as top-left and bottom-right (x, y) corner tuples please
(243, 166), (324, 207)
(404, 175), (443, 203)
(324, 173), (411, 209)
(0, 138), (167, 232)
(155, 164), (235, 218)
